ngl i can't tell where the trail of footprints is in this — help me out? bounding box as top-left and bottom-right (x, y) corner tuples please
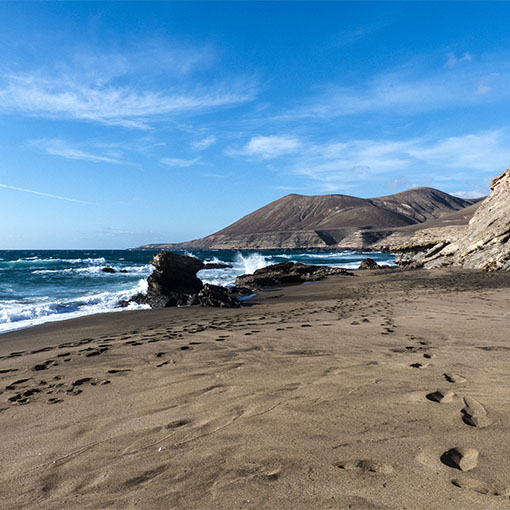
(2, 295), (508, 501)
(335, 302), (510, 500)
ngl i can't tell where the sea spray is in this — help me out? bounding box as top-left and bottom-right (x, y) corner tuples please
(0, 249), (394, 333)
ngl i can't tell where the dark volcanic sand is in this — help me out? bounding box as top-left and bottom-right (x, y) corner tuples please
(1, 268), (510, 509)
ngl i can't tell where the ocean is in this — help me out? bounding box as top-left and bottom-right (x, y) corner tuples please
(0, 249), (394, 334)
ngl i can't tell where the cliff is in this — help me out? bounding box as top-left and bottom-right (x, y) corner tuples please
(392, 167), (510, 270)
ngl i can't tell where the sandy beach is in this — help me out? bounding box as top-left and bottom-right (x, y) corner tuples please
(1, 268), (510, 509)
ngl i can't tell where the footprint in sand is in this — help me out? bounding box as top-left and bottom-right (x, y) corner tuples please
(443, 373), (467, 384)
(426, 389), (455, 403)
(32, 360), (58, 371)
(410, 362), (429, 369)
(337, 459), (393, 475)
(461, 397), (491, 428)
(441, 447), (478, 472)
(452, 477), (510, 496)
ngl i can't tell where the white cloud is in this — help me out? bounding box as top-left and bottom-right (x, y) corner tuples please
(0, 73), (256, 128)
(31, 138), (126, 164)
(160, 157), (200, 168)
(446, 52), (472, 67)
(451, 190), (487, 199)
(270, 56), (510, 122)
(191, 135), (217, 151)
(407, 131), (510, 171)
(230, 135), (301, 159)
(236, 130), (510, 193)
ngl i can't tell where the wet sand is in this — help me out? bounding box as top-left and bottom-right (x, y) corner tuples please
(1, 268), (510, 509)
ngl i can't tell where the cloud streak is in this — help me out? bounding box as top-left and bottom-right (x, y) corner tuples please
(268, 55), (510, 122)
(160, 157), (200, 168)
(0, 73), (257, 128)
(31, 138), (126, 164)
(0, 183), (94, 204)
(228, 135), (301, 159)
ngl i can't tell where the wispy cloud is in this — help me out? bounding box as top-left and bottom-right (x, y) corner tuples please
(445, 51), (472, 67)
(191, 135), (217, 151)
(0, 41), (257, 129)
(31, 138), (126, 164)
(230, 130), (510, 193)
(0, 73), (257, 129)
(451, 190), (487, 199)
(228, 135), (301, 159)
(0, 183), (94, 204)
(269, 56), (510, 122)
(160, 157), (200, 168)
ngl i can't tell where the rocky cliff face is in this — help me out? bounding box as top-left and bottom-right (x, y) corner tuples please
(392, 167), (510, 271)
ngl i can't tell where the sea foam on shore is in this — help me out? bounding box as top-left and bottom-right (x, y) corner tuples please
(0, 249), (394, 333)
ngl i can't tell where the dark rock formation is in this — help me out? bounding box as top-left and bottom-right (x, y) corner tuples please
(228, 286), (254, 297)
(235, 262), (353, 291)
(122, 251), (239, 309)
(197, 284), (238, 307)
(101, 267), (116, 273)
(145, 251), (204, 308)
(358, 258), (380, 270)
(392, 167), (510, 271)
(203, 263), (233, 269)
(119, 269), (128, 273)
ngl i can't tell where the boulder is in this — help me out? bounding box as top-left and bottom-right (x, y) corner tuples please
(236, 262), (353, 291)
(145, 251), (204, 308)
(101, 267), (116, 273)
(197, 284), (238, 308)
(393, 166), (510, 270)
(228, 286), (255, 297)
(358, 258), (380, 270)
(203, 263), (233, 269)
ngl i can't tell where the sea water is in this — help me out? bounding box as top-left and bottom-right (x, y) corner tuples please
(0, 249), (394, 334)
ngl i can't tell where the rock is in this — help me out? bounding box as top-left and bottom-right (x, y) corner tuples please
(235, 262), (353, 291)
(203, 263), (233, 269)
(145, 251), (204, 308)
(197, 284), (238, 308)
(119, 269), (128, 273)
(393, 166), (510, 270)
(442, 447), (478, 471)
(358, 258), (380, 270)
(101, 267), (116, 273)
(228, 286), (254, 297)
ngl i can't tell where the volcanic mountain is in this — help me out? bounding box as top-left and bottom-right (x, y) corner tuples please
(141, 188), (483, 250)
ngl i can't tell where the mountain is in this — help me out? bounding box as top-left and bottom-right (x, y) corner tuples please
(140, 187), (483, 250)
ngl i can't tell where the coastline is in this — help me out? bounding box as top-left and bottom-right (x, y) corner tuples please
(2, 268), (510, 509)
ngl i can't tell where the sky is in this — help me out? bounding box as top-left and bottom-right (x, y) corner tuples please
(1, 1), (510, 249)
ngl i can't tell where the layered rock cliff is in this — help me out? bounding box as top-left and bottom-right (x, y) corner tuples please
(392, 167), (510, 271)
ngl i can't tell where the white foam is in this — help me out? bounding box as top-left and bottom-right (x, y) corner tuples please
(0, 278), (149, 334)
(234, 252), (269, 274)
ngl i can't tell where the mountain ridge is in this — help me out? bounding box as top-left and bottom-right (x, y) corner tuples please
(140, 187), (483, 251)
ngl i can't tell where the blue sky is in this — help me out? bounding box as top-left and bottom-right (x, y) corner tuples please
(1, 2), (510, 248)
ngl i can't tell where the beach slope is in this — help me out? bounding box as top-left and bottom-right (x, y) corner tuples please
(1, 269), (510, 509)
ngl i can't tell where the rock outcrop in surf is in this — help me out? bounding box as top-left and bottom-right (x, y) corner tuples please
(235, 262), (353, 291)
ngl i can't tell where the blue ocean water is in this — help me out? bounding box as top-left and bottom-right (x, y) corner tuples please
(0, 249), (394, 334)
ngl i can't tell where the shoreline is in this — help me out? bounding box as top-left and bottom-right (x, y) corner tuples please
(2, 268), (510, 509)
